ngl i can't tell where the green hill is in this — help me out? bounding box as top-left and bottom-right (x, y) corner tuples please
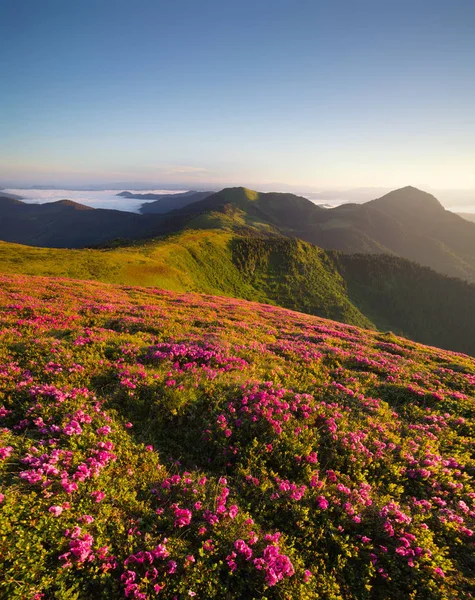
(2, 231), (475, 355)
(0, 232), (371, 330)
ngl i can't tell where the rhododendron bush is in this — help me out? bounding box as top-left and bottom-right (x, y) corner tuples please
(0, 273), (474, 599)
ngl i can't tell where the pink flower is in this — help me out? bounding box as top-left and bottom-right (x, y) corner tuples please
(434, 567), (445, 578)
(167, 560), (177, 574)
(248, 531), (259, 545)
(304, 569), (312, 582)
(305, 451), (318, 464)
(173, 506), (192, 528)
(258, 544), (295, 586)
(0, 446), (13, 460)
(79, 515), (94, 524)
(91, 490), (105, 502)
(96, 426), (112, 435)
(49, 505), (63, 517)
(125, 422), (133, 428)
(234, 539), (253, 560)
(316, 496), (329, 510)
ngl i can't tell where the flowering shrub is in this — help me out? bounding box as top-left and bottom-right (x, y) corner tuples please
(0, 273), (474, 598)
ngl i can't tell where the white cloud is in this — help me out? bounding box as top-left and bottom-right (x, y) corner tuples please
(3, 189), (188, 213)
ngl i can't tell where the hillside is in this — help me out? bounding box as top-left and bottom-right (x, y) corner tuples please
(0, 232), (372, 331)
(333, 252), (475, 355)
(2, 232), (475, 355)
(0, 273), (474, 599)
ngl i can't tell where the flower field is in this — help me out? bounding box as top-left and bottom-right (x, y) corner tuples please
(0, 273), (474, 599)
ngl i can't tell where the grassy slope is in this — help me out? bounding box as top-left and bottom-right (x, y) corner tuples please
(3, 231), (475, 355)
(0, 233), (372, 330)
(0, 273), (474, 599)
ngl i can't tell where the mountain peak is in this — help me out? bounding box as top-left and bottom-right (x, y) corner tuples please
(370, 186), (444, 212)
(215, 187), (259, 201)
(48, 199), (95, 210)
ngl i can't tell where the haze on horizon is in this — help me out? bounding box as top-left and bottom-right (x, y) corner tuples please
(1, 0), (474, 190)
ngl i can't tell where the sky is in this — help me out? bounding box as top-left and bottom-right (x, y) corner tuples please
(1, 0), (475, 190)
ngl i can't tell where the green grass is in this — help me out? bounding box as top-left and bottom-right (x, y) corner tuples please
(0, 232), (372, 329)
(2, 231), (475, 355)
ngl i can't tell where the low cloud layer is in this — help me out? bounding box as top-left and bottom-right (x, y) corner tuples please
(3, 189), (188, 213)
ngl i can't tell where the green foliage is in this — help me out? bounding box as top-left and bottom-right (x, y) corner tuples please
(333, 252), (475, 355)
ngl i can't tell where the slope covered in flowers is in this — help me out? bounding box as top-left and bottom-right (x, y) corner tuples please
(0, 273), (474, 599)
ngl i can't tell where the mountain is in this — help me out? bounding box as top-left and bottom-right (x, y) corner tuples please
(315, 187), (475, 282)
(1, 272), (474, 599)
(0, 195), (171, 247)
(0, 190), (23, 200)
(137, 190), (214, 214)
(171, 186), (324, 230)
(2, 230), (475, 355)
(170, 186), (475, 282)
(2, 186), (475, 283)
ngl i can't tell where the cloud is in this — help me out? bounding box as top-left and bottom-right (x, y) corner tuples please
(3, 189), (188, 213)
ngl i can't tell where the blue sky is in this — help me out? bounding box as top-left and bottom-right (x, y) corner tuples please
(1, 0), (474, 189)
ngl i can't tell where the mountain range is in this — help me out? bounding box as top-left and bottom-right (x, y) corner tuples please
(1, 185), (475, 355)
(167, 186), (475, 282)
(1, 186), (474, 282)
(2, 184), (475, 598)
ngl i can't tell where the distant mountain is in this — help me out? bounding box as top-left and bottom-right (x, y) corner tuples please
(307, 187), (475, 282)
(0, 190), (23, 200)
(0, 195), (170, 247)
(168, 187), (324, 230)
(135, 190), (214, 213)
